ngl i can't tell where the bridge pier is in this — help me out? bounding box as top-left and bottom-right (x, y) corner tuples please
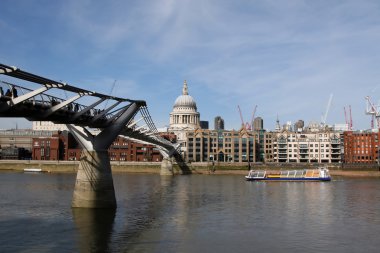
(67, 102), (142, 209)
(72, 150), (116, 208)
(160, 157), (174, 176)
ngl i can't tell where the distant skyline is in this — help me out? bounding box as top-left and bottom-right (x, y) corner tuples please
(1, 0), (380, 131)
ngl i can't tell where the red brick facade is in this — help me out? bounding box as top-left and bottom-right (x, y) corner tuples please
(343, 131), (380, 163)
(32, 131), (163, 162)
(108, 136), (162, 162)
(32, 136), (60, 160)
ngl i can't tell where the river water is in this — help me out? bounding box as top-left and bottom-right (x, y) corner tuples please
(0, 171), (379, 253)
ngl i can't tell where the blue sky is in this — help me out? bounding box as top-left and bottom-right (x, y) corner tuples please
(1, 0), (380, 131)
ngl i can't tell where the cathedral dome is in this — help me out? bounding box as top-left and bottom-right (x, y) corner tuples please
(173, 80), (197, 110)
(174, 94), (197, 109)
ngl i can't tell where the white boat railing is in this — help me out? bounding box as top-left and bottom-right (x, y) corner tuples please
(247, 170), (266, 178)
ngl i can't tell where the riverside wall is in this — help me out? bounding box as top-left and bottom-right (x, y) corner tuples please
(0, 160), (379, 177)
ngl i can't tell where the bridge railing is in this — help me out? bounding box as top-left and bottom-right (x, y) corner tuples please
(0, 78), (118, 124)
(1, 80), (59, 108)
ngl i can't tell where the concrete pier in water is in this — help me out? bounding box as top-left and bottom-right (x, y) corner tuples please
(72, 150), (116, 209)
(160, 157), (174, 176)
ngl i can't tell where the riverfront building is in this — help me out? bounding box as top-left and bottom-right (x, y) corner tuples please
(254, 129), (266, 162)
(0, 129), (56, 159)
(263, 131), (275, 162)
(186, 128), (255, 163)
(183, 116), (348, 164)
(343, 130), (380, 164)
(271, 129), (342, 163)
(32, 131), (80, 161)
(32, 131), (163, 162)
(0, 129), (55, 150)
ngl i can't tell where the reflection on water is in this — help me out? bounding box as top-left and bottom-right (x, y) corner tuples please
(72, 208), (115, 253)
(0, 172), (380, 253)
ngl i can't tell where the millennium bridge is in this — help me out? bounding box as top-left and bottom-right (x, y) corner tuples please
(0, 63), (184, 209)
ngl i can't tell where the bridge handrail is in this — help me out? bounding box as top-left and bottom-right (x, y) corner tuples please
(0, 63), (144, 104)
(0, 79), (114, 119)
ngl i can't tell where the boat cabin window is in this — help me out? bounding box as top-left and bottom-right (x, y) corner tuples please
(250, 171), (266, 178)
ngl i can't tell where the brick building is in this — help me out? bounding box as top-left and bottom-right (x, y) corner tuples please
(0, 129), (55, 160)
(32, 135), (60, 160)
(32, 131), (163, 162)
(343, 131), (380, 164)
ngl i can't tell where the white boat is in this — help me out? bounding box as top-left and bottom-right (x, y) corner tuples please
(23, 168), (42, 172)
(245, 167), (331, 181)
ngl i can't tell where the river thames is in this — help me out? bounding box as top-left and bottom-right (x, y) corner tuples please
(0, 171), (379, 253)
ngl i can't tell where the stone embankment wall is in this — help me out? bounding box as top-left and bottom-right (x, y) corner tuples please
(0, 160), (162, 173)
(0, 160), (379, 176)
(187, 162), (380, 176)
(188, 162), (380, 170)
(0, 160), (79, 172)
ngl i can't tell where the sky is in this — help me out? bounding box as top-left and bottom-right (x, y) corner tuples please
(1, 0), (380, 131)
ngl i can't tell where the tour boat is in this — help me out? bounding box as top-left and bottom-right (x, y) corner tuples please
(245, 167), (331, 181)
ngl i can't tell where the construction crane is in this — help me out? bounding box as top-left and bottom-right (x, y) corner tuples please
(344, 105), (353, 131)
(321, 93), (333, 126)
(249, 105), (258, 130)
(237, 105), (245, 129)
(365, 96), (380, 129)
(238, 105), (258, 130)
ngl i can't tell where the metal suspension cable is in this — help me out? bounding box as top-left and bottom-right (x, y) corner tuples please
(140, 106), (158, 133)
(139, 106), (173, 146)
(103, 80), (117, 109)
